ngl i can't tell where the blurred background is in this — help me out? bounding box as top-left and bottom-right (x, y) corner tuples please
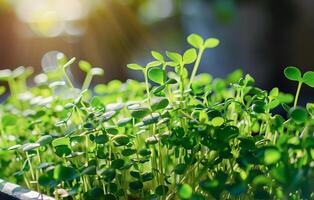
(0, 0), (314, 104)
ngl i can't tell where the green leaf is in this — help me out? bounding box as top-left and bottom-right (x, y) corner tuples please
(1, 114), (17, 127)
(91, 96), (102, 107)
(129, 181), (143, 190)
(217, 126), (239, 142)
(147, 61), (162, 68)
(211, 117), (224, 127)
(112, 134), (129, 146)
(141, 172), (154, 182)
(284, 66), (302, 81)
(269, 87), (279, 99)
(303, 71), (314, 87)
(142, 113), (160, 126)
(38, 174), (57, 187)
(264, 147), (281, 165)
(174, 163), (187, 175)
(127, 64), (144, 71)
(271, 164), (287, 184)
(131, 107), (150, 118)
(81, 166), (97, 175)
(289, 107), (308, 124)
(151, 97), (169, 111)
(63, 57), (76, 69)
(52, 137), (70, 147)
(148, 68), (166, 85)
(183, 48), (197, 64)
(79, 60), (92, 72)
(179, 184), (193, 199)
(54, 165), (78, 181)
(111, 159), (125, 170)
(37, 135), (53, 146)
(102, 168), (116, 182)
(151, 51), (164, 61)
(306, 103), (314, 116)
(204, 38), (220, 48)
(23, 143), (40, 152)
(187, 34), (204, 49)
(55, 145), (72, 157)
(117, 117), (132, 127)
(155, 185), (169, 196)
(166, 51), (182, 63)
(94, 84), (107, 94)
(95, 134), (109, 144)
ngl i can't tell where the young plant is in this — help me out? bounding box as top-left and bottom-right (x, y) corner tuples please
(284, 66), (314, 108)
(0, 34), (313, 200)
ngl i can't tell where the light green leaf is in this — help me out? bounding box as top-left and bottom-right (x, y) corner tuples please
(269, 87), (279, 98)
(187, 34), (204, 49)
(284, 66), (302, 81)
(211, 117), (224, 127)
(166, 51), (182, 63)
(52, 137), (70, 147)
(204, 38), (220, 48)
(151, 51), (164, 61)
(264, 147), (281, 165)
(303, 71), (314, 87)
(146, 61), (162, 68)
(127, 64), (144, 71)
(179, 184), (193, 199)
(79, 60), (92, 72)
(183, 48), (197, 64)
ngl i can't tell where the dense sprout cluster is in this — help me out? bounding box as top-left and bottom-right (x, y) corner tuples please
(0, 34), (314, 200)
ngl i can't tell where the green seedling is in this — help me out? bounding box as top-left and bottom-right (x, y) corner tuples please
(284, 66), (314, 108)
(0, 34), (313, 200)
(79, 60), (104, 90)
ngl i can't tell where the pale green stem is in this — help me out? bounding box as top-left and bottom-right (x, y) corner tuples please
(63, 68), (75, 89)
(26, 152), (36, 183)
(143, 69), (151, 103)
(294, 81), (303, 109)
(82, 72), (93, 91)
(188, 47), (205, 87)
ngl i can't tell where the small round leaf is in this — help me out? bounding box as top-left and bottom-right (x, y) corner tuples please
(187, 34), (204, 49)
(148, 68), (166, 85)
(284, 66), (302, 81)
(127, 64), (144, 71)
(204, 38), (220, 48)
(303, 71), (314, 87)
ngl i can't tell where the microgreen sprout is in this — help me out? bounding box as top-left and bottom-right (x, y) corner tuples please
(0, 34), (313, 200)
